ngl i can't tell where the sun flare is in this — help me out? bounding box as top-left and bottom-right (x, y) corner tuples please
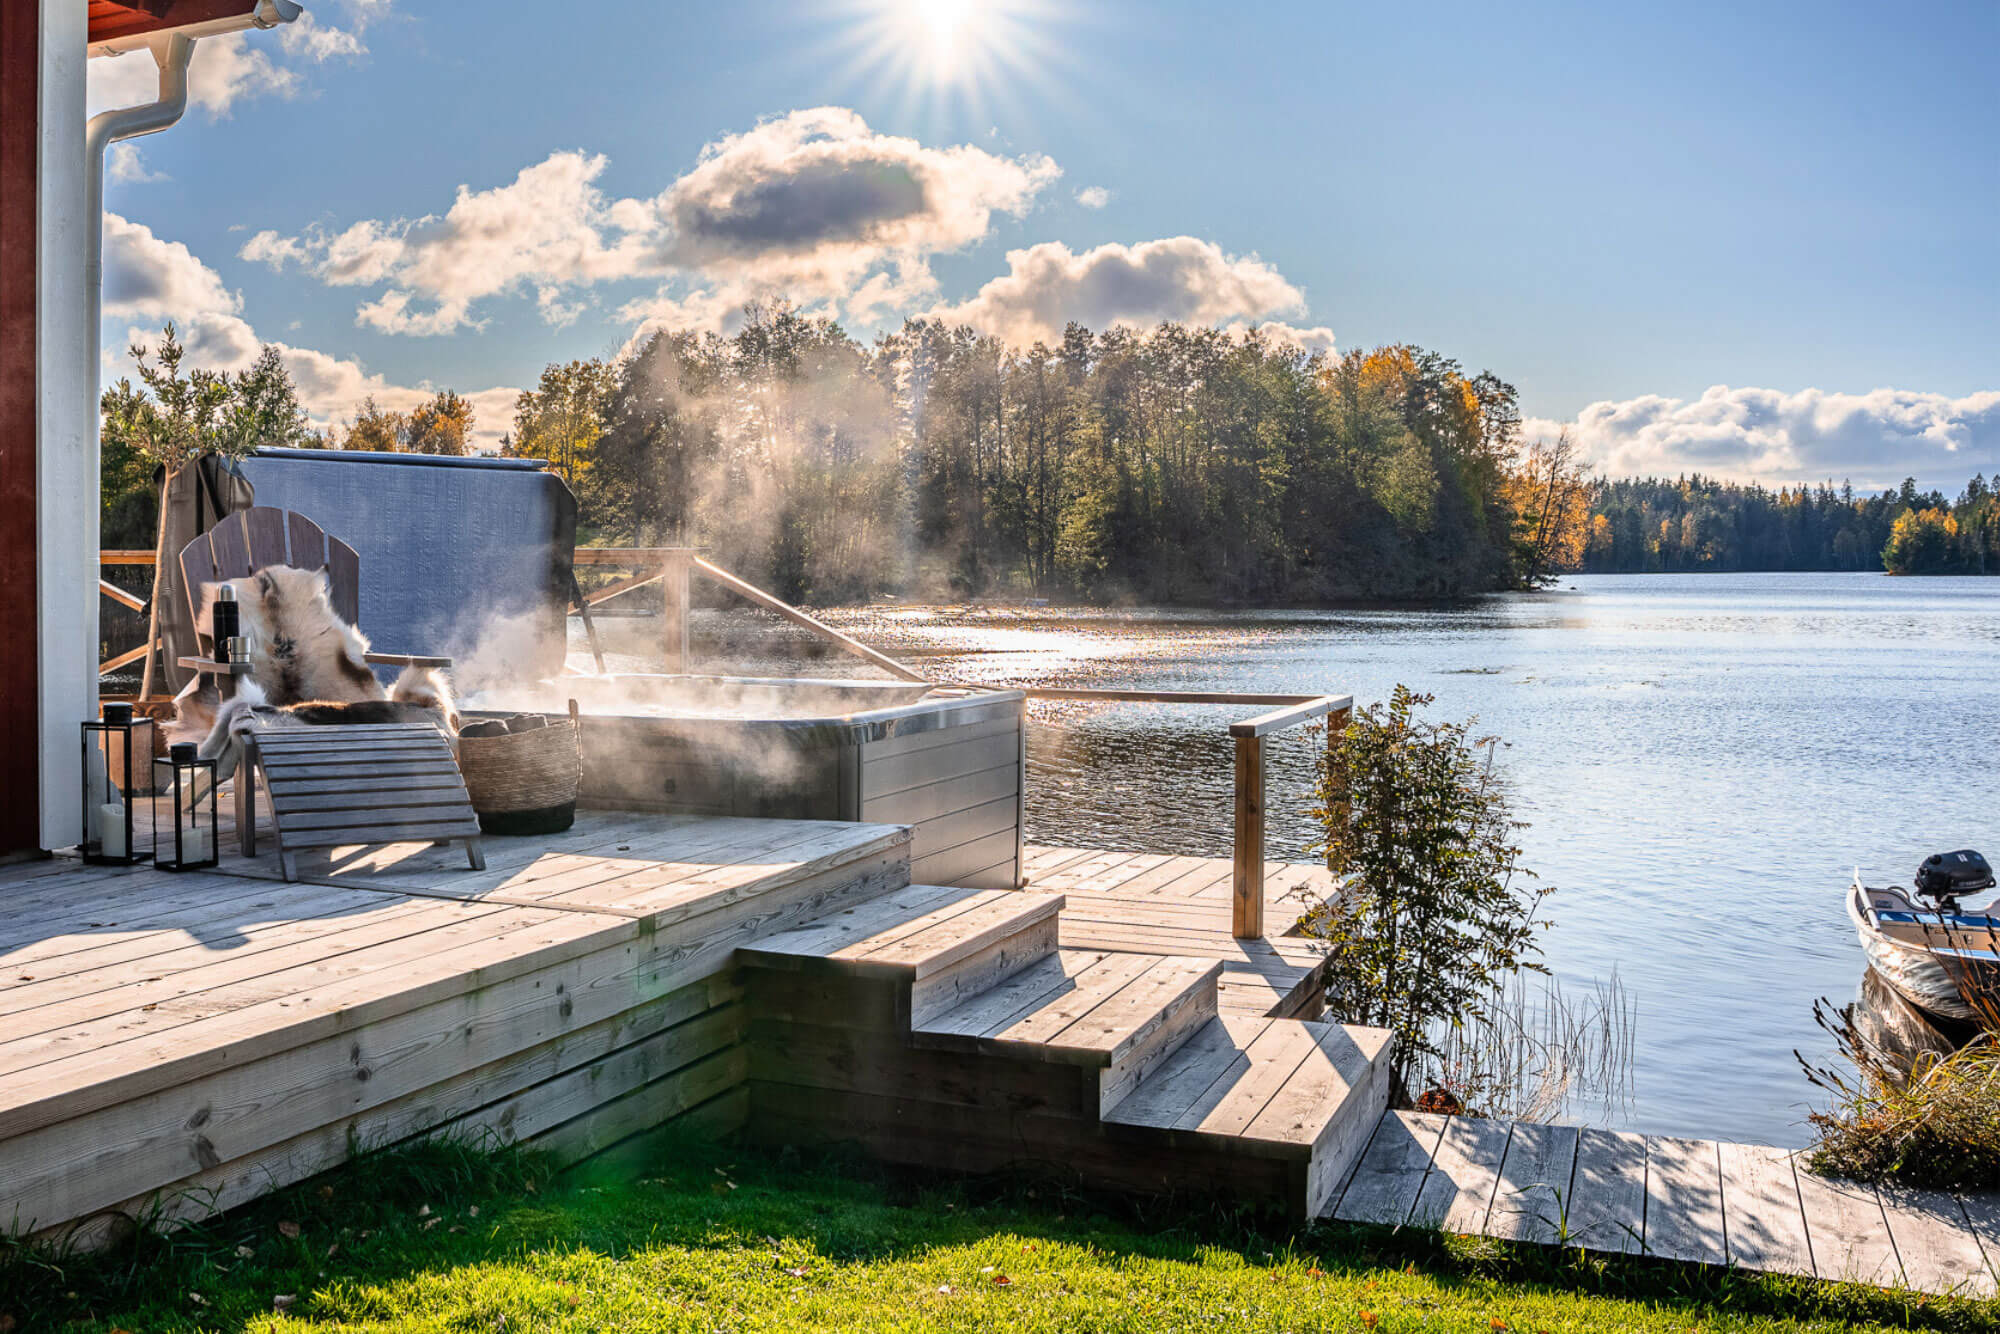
(821, 0), (1070, 117)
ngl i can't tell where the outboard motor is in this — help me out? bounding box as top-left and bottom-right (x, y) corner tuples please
(1914, 849), (1995, 909)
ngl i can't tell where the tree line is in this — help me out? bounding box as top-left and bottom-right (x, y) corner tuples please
(1581, 475), (2000, 576)
(100, 310), (1595, 602)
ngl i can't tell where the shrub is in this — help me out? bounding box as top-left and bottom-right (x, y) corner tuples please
(1304, 686), (1551, 1098)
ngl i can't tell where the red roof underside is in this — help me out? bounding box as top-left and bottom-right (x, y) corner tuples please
(87, 0), (265, 45)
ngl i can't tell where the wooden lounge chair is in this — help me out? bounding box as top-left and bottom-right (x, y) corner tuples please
(177, 506), (478, 874)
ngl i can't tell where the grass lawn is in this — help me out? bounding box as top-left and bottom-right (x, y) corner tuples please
(4, 1130), (1993, 1333)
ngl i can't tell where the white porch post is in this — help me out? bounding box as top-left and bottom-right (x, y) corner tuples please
(36, 0), (91, 851)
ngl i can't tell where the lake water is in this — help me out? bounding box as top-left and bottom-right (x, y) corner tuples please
(817, 573), (2000, 1146)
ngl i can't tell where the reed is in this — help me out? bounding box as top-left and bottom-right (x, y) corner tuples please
(1420, 971), (1636, 1122)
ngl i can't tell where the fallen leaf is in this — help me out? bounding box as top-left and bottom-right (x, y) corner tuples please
(980, 1265), (995, 1274)
(991, 1274), (1013, 1287)
(0, 1316), (16, 1333)
(417, 1204), (432, 1218)
(1308, 1266), (1324, 1278)
(786, 1266), (808, 1278)
(467, 1205), (479, 1218)
(325, 1242), (340, 1259)
(187, 1292), (207, 1306)
(277, 1220), (301, 1239)
(423, 1217), (440, 1230)
(1490, 1321), (1508, 1332)
(318, 1186), (335, 1201)
(235, 1245), (256, 1259)
(272, 1294), (297, 1312)
(1360, 1313), (1379, 1329)
(936, 1284), (955, 1295)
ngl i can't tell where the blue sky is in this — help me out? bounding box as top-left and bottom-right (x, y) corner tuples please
(93, 0), (1999, 487)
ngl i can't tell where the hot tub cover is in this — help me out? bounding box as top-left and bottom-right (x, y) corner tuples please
(166, 449), (577, 687)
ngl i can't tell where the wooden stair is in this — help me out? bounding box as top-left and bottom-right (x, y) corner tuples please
(737, 883), (1392, 1218)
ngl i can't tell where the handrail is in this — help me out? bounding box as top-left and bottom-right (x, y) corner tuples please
(1022, 685), (1351, 938)
(1231, 694), (1350, 739)
(567, 546), (928, 684)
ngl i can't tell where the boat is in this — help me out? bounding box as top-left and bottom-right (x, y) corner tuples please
(1848, 850), (2000, 1023)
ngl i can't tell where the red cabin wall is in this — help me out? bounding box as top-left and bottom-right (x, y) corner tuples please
(0, 2), (42, 855)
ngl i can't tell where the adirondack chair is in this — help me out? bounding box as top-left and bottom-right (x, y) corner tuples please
(178, 507), (482, 877)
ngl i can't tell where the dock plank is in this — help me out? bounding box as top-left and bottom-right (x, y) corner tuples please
(1410, 1114), (1513, 1233)
(1566, 1128), (1647, 1255)
(1796, 1170), (1900, 1288)
(1332, 1111), (1446, 1226)
(1717, 1141), (1813, 1278)
(1643, 1135), (1726, 1265)
(1879, 1186), (1994, 1298)
(1487, 1122), (1579, 1245)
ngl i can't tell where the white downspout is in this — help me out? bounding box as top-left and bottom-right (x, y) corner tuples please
(84, 32), (194, 366)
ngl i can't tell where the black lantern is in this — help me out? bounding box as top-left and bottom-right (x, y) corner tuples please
(153, 742), (220, 871)
(81, 702), (152, 865)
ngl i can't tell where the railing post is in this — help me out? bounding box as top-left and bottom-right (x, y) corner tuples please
(1232, 732), (1265, 938)
(661, 552), (690, 675)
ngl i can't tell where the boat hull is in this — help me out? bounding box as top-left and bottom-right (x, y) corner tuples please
(1848, 880), (2000, 1023)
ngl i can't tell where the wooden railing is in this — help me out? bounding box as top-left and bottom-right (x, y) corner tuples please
(572, 547), (926, 682)
(98, 550), (159, 680)
(1022, 688), (1352, 938)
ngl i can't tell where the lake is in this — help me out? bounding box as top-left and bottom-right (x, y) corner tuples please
(816, 573), (2000, 1146)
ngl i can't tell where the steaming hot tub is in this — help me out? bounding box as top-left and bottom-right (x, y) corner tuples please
(470, 676), (1024, 890)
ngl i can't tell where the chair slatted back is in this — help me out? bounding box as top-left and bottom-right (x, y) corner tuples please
(179, 506), (362, 637)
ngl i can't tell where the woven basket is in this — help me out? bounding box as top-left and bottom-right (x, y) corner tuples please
(458, 701), (582, 836)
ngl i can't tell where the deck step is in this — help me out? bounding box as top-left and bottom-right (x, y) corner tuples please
(737, 884), (1065, 1026)
(913, 948), (1222, 1114)
(1104, 1014), (1394, 1216)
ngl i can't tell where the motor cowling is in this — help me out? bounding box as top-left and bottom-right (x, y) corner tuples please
(1915, 849), (1995, 904)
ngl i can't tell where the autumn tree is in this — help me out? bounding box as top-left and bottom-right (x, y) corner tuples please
(509, 359), (615, 484)
(405, 389), (473, 456)
(1506, 430), (1592, 584)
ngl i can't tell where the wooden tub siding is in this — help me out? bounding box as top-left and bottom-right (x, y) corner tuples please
(856, 703), (1024, 890)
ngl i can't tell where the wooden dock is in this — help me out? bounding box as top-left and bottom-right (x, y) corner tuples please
(0, 815), (1351, 1247)
(1331, 1111), (2000, 1298)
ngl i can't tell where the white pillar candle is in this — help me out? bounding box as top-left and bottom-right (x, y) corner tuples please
(181, 825), (214, 864)
(98, 804), (125, 857)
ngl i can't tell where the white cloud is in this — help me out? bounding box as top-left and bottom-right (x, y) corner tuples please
(103, 211), (519, 449)
(1074, 186), (1111, 209)
(86, 0), (386, 119)
(242, 107), (1062, 336)
(106, 142), (167, 184)
(102, 213), (240, 322)
(927, 237), (1328, 350)
(1526, 385), (2000, 490)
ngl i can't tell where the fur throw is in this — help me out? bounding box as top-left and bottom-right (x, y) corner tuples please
(168, 563), (456, 782)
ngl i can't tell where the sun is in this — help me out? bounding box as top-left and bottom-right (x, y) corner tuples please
(816, 0), (1073, 120)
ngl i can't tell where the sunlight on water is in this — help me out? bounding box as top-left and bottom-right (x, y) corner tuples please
(820, 572), (2000, 1145)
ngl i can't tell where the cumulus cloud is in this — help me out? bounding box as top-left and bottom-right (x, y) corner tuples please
(87, 0), (385, 119)
(1074, 186), (1111, 209)
(1526, 385), (2000, 491)
(106, 142), (166, 184)
(103, 213), (240, 322)
(927, 237), (1331, 351)
(103, 212), (519, 449)
(242, 107), (1061, 336)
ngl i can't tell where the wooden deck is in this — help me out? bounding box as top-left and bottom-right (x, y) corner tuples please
(1023, 843), (1335, 1019)
(0, 810), (911, 1243)
(1332, 1111), (2000, 1298)
(0, 816), (1338, 1246)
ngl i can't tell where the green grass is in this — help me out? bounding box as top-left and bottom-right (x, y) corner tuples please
(5, 1131), (1994, 1333)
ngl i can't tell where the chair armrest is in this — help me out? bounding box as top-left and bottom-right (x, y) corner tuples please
(363, 652), (454, 669)
(177, 656), (253, 676)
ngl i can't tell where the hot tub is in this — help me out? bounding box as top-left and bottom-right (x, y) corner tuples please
(469, 676), (1025, 890)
